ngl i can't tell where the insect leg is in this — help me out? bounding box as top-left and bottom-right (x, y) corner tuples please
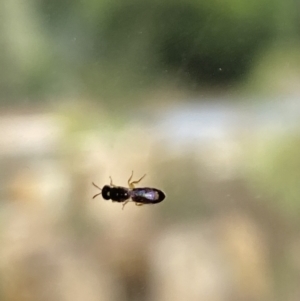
(127, 171), (134, 187)
(109, 176), (117, 187)
(135, 203), (144, 206)
(122, 199), (131, 210)
(128, 172), (146, 189)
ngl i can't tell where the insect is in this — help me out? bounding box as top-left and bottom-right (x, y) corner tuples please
(92, 171), (165, 209)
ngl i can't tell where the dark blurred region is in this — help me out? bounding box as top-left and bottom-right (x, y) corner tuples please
(1, 0), (300, 301)
(1, 0), (288, 103)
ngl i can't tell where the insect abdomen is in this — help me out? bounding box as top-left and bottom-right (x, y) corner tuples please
(131, 188), (165, 204)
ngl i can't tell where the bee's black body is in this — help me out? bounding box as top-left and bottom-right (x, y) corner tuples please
(92, 172), (165, 209)
(101, 185), (130, 202)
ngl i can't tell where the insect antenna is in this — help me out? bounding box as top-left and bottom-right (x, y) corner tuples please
(92, 182), (102, 199)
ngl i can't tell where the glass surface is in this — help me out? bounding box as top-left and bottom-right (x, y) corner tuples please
(0, 0), (299, 300)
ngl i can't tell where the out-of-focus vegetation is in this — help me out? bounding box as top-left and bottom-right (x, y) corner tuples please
(246, 134), (300, 219)
(246, 42), (300, 95)
(2, 0), (299, 105)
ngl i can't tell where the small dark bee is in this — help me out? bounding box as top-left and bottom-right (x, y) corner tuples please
(92, 171), (165, 209)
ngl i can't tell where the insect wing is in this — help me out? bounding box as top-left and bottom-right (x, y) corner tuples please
(131, 188), (165, 204)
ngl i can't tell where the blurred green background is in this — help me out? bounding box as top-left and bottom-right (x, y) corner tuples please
(1, 0), (300, 300)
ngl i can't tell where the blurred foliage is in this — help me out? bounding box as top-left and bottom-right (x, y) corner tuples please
(156, 154), (206, 220)
(246, 134), (300, 220)
(0, 0), (299, 103)
(246, 41), (300, 95)
(87, 0), (276, 94)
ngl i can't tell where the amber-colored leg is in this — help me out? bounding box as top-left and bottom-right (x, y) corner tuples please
(128, 171), (146, 189)
(127, 171), (134, 186)
(135, 203), (144, 206)
(109, 176), (116, 187)
(122, 200), (130, 210)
